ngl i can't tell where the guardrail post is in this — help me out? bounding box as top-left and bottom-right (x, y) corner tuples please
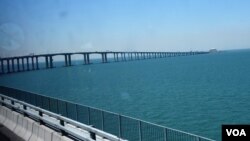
(23, 105), (28, 117)
(139, 120), (142, 141)
(38, 111), (44, 125)
(196, 137), (200, 141)
(90, 131), (96, 140)
(88, 107), (90, 125)
(75, 104), (78, 121)
(59, 119), (67, 136)
(118, 114), (122, 138)
(11, 100), (15, 111)
(164, 128), (167, 141)
(101, 111), (104, 130)
(1, 97), (5, 106)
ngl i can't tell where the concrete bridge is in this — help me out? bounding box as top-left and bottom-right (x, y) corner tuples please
(0, 51), (209, 74)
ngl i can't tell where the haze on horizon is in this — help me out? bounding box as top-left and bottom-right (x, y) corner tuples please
(1, 0), (250, 57)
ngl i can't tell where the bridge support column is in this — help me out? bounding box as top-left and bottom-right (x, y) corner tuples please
(83, 54), (87, 64)
(7, 59), (10, 73)
(11, 59), (15, 72)
(36, 57), (39, 70)
(49, 56), (53, 68)
(86, 54), (90, 64)
(31, 57), (35, 70)
(22, 58), (25, 71)
(26, 57), (30, 71)
(123, 53), (126, 61)
(0, 60), (4, 74)
(17, 58), (20, 72)
(116, 53), (119, 61)
(105, 53), (108, 62)
(113, 53), (117, 62)
(68, 55), (72, 66)
(45, 56), (49, 68)
(64, 55), (68, 66)
(102, 53), (107, 63)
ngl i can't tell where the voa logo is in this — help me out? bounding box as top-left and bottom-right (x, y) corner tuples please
(226, 129), (246, 136)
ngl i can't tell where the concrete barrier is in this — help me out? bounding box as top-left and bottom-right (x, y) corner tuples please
(37, 124), (45, 141)
(23, 117), (35, 141)
(0, 106), (7, 123)
(61, 136), (74, 141)
(16, 115), (28, 138)
(42, 125), (55, 141)
(28, 122), (39, 141)
(52, 132), (62, 141)
(3, 108), (18, 130)
(8, 111), (19, 130)
(13, 114), (23, 135)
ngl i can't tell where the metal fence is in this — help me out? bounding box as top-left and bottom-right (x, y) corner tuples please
(0, 86), (214, 141)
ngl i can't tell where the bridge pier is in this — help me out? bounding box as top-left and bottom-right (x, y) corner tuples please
(45, 56), (49, 68)
(49, 56), (53, 68)
(36, 57), (39, 70)
(64, 55), (68, 66)
(6, 59), (10, 73)
(123, 53), (126, 61)
(102, 53), (108, 63)
(31, 57), (35, 70)
(135, 53), (138, 60)
(115, 53), (119, 62)
(83, 54), (87, 64)
(0, 60), (4, 74)
(68, 55), (72, 66)
(87, 54), (90, 64)
(26, 57), (30, 71)
(17, 58), (20, 72)
(11, 59), (15, 72)
(113, 53), (117, 62)
(21, 58), (24, 71)
(83, 54), (90, 64)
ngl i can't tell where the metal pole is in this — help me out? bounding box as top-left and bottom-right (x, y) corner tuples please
(88, 107), (91, 125)
(118, 115), (122, 138)
(139, 120), (142, 141)
(164, 128), (167, 141)
(101, 111), (104, 130)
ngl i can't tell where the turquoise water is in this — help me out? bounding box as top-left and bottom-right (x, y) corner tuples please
(1, 50), (250, 140)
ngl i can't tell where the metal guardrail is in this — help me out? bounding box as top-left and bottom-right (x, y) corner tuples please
(0, 94), (125, 141)
(0, 86), (215, 141)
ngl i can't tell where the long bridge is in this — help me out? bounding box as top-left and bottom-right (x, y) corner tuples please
(0, 51), (209, 74)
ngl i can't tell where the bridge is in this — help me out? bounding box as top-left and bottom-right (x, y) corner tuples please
(0, 51), (209, 74)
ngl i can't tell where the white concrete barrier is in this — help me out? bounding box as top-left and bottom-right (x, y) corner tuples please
(13, 114), (23, 135)
(52, 132), (62, 141)
(29, 122), (39, 141)
(0, 106), (7, 123)
(16, 115), (28, 138)
(23, 118), (35, 141)
(61, 136), (74, 141)
(3, 108), (14, 129)
(37, 124), (45, 141)
(42, 125), (55, 141)
(8, 111), (19, 130)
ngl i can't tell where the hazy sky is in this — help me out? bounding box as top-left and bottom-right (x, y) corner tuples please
(1, 0), (250, 57)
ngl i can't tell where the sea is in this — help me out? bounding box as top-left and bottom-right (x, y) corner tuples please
(1, 49), (250, 141)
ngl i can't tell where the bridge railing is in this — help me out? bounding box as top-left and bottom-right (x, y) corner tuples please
(0, 86), (215, 141)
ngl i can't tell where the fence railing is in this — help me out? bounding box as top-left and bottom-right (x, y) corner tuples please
(0, 86), (215, 141)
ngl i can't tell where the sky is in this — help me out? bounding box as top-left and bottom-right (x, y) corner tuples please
(0, 0), (250, 57)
